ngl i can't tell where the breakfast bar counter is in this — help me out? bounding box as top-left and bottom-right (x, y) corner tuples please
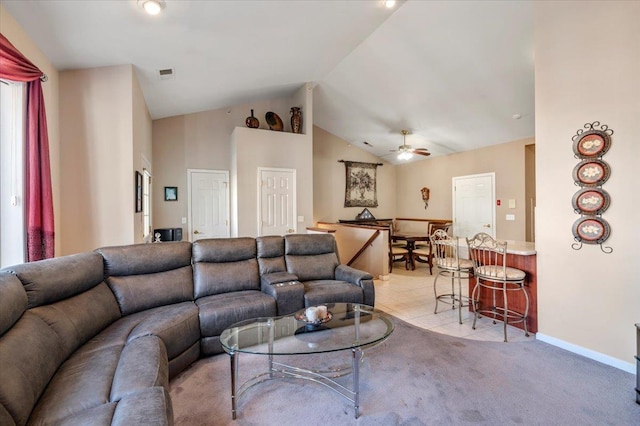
(460, 239), (538, 334)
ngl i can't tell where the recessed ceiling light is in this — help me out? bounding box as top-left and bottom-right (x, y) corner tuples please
(384, 0), (396, 8)
(512, 113), (522, 120)
(138, 0), (166, 16)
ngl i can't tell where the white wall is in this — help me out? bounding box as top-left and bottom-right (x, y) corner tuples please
(534, 0), (639, 370)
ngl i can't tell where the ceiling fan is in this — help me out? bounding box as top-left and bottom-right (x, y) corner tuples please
(393, 130), (431, 160)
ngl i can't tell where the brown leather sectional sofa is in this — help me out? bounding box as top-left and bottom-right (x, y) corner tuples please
(0, 234), (374, 425)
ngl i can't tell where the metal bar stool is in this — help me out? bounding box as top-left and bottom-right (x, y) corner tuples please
(466, 232), (529, 342)
(431, 229), (474, 324)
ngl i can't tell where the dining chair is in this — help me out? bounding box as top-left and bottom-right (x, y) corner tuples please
(412, 222), (452, 274)
(431, 229), (474, 324)
(466, 232), (529, 342)
(388, 226), (409, 272)
(390, 220), (406, 247)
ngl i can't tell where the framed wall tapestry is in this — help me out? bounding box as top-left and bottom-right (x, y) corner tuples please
(342, 161), (380, 207)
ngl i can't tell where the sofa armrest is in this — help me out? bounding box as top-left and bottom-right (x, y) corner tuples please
(261, 273), (304, 316)
(335, 264), (373, 285)
(261, 272), (298, 286)
(335, 265), (375, 307)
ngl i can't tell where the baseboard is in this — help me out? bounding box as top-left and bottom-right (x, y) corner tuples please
(536, 333), (635, 374)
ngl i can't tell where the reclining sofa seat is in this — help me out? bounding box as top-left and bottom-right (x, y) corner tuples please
(283, 234), (375, 307)
(97, 241), (201, 378)
(192, 237), (277, 356)
(0, 251), (178, 426)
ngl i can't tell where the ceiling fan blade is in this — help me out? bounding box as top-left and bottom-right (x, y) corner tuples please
(410, 149), (431, 157)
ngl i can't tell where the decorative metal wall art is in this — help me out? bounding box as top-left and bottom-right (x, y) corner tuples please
(571, 121), (613, 253)
(340, 160), (382, 208)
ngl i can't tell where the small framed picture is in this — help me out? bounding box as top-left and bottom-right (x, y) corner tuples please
(135, 171), (143, 212)
(164, 186), (178, 201)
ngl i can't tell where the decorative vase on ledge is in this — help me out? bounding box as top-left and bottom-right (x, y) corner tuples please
(290, 107), (303, 134)
(265, 111), (284, 131)
(245, 109), (259, 128)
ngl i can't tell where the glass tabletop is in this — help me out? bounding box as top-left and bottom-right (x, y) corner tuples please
(220, 303), (394, 355)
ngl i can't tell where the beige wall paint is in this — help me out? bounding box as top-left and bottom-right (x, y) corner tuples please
(313, 126), (397, 223)
(132, 69), (153, 242)
(396, 138), (532, 241)
(232, 127), (313, 237)
(535, 1), (639, 368)
(525, 144), (536, 242)
(59, 65), (135, 253)
(152, 89), (310, 234)
(152, 115), (187, 231)
(1, 5), (61, 256)
(313, 126), (531, 240)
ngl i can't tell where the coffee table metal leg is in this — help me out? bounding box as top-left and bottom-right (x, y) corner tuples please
(352, 347), (360, 419)
(230, 351), (238, 420)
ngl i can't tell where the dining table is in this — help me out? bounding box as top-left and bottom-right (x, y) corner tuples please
(391, 232), (431, 270)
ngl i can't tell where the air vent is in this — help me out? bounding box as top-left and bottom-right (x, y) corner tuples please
(157, 68), (175, 80)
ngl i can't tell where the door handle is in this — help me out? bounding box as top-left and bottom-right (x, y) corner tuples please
(483, 224), (491, 228)
(193, 230), (200, 234)
(287, 229), (295, 234)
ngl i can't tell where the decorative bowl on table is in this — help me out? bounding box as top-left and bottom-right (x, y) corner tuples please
(295, 306), (332, 325)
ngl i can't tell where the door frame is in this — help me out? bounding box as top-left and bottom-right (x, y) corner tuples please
(187, 169), (230, 241)
(452, 172), (496, 238)
(257, 167), (297, 237)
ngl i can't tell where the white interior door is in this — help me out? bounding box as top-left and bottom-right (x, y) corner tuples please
(188, 169), (229, 241)
(258, 168), (296, 236)
(452, 173), (495, 238)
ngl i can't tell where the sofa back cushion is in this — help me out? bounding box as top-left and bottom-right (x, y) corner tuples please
(256, 236), (286, 275)
(5, 253), (120, 353)
(0, 253), (120, 426)
(7, 252), (106, 309)
(0, 272), (27, 336)
(0, 311), (67, 426)
(284, 234), (339, 281)
(98, 242), (194, 315)
(192, 238), (260, 299)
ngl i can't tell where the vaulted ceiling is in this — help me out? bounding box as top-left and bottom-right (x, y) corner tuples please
(2, 0), (534, 164)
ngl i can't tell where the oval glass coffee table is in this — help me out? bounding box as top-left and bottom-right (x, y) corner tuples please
(220, 303), (394, 419)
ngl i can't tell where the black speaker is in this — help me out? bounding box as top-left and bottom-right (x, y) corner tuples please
(153, 228), (183, 242)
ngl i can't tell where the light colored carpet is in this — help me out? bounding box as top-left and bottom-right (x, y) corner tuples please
(170, 317), (639, 425)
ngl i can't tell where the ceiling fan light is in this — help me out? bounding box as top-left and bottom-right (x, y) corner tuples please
(398, 151), (413, 160)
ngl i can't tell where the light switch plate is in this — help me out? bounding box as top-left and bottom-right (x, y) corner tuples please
(181, 217), (187, 224)
(506, 214), (515, 221)
(297, 216), (304, 223)
(508, 199), (516, 209)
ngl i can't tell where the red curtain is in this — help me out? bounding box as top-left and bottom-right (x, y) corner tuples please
(0, 33), (54, 261)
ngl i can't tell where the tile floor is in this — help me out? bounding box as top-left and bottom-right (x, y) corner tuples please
(374, 262), (534, 343)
